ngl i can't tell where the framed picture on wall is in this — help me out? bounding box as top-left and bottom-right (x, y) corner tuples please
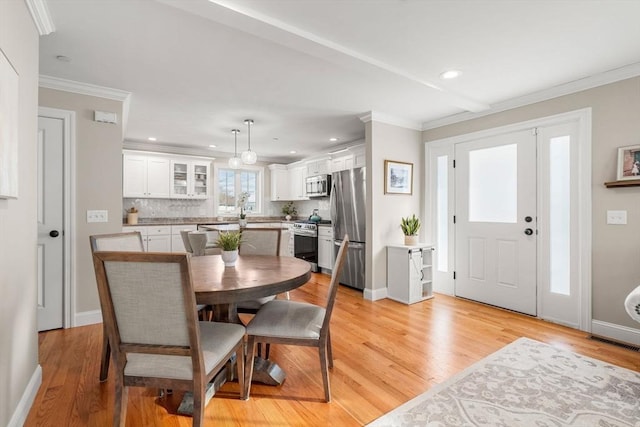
(384, 160), (413, 194)
(616, 144), (640, 181)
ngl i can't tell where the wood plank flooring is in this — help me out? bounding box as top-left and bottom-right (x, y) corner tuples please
(25, 273), (640, 426)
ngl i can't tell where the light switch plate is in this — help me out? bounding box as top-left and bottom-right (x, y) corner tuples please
(606, 210), (627, 225)
(87, 210), (108, 223)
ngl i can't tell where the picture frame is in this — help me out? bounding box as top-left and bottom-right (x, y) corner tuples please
(384, 160), (413, 194)
(0, 48), (19, 199)
(616, 145), (640, 181)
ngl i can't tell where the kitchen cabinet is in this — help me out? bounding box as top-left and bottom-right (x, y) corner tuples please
(289, 166), (308, 200)
(171, 159), (210, 199)
(318, 225), (334, 271)
(123, 153), (171, 198)
(387, 244), (434, 304)
(269, 164), (290, 201)
(281, 222), (294, 257)
(123, 225), (172, 252)
(351, 146), (366, 168)
(306, 158), (330, 176)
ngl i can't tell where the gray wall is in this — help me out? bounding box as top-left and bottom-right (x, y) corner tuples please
(39, 88), (124, 315)
(423, 76), (640, 330)
(0, 1), (39, 424)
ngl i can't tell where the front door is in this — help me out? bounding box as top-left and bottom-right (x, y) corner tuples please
(454, 129), (537, 316)
(37, 116), (64, 331)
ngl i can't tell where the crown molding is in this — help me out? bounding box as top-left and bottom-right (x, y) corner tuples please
(39, 75), (131, 101)
(359, 111), (422, 131)
(25, 0), (55, 35)
(422, 62), (640, 130)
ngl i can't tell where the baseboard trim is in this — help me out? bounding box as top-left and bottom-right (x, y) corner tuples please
(591, 320), (640, 346)
(7, 365), (42, 427)
(75, 309), (102, 327)
(364, 287), (387, 301)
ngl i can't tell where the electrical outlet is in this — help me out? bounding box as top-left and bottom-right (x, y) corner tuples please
(87, 210), (108, 223)
(606, 210), (627, 225)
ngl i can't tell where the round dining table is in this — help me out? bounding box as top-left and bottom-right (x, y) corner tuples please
(189, 254), (312, 386)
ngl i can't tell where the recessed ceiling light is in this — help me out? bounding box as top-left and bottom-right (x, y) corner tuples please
(440, 70), (462, 80)
(209, 144), (216, 148)
(147, 137), (157, 141)
(290, 150), (297, 154)
(329, 137), (338, 142)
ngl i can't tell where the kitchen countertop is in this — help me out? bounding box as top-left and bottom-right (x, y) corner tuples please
(122, 217), (326, 226)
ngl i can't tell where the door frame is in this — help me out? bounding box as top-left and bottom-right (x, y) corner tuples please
(38, 106), (76, 328)
(425, 108), (592, 331)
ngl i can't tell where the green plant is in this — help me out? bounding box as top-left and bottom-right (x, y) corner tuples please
(215, 230), (243, 251)
(400, 214), (421, 236)
(281, 201), (297, 216)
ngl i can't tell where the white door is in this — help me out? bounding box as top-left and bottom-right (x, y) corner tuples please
(455, 129), (537, 316)
(37, 116), (64, 331)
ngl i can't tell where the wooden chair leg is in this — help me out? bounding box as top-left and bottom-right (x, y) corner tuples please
(244, 336), (257, 399)
(327, 329), (333, 369)
(319, 342), (331, 402)
(264, 343), (271, 360)
(192, 381), (205, 427)
(237, 345), (247, 400)
(100, 324), (110, 382)
(114, 376), (128, 427)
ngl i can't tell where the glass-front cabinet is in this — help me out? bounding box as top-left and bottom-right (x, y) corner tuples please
(171, 160), (210, 199)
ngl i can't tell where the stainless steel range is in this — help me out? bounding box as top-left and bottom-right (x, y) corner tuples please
(292, 221), (319, 272)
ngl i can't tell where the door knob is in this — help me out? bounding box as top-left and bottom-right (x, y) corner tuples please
(524, 228), (533, 236)
(49, 230), (60, 238)
(525, 216), (533, 222)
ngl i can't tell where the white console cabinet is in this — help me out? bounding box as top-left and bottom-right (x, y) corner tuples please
(387, 244), (434, 304)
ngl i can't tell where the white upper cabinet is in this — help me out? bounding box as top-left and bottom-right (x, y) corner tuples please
(123, 153), (171, 198)
(171, 159), (210, 199)
(306, 158), (330, 176)
(269, 164), (290, 201)
(289, 165), (308, 201)
(330, 145), (365, 172)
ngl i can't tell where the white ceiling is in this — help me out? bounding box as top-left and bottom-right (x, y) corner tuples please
(39, 0), (640, 162)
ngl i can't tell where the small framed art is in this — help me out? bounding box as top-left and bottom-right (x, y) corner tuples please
(616, 145), (640, 181)
(384, 160), (413, 194)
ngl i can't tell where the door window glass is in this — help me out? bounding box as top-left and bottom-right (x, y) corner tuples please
(437, 155), (448, 272)
(550, 136), (570, 295)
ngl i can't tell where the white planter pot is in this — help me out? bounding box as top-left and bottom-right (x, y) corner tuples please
(221, 249), (238, 267)
(239, 219), (247, 227)
(404, 235), (418, 246)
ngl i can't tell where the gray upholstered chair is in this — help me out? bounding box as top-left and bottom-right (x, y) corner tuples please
(244, 235), (349, 402)
(186, 231), (221, 256)
(90, 232), (144, 382)
(92, 251), (246, 427)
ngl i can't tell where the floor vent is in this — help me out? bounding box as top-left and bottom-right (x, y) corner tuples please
(589, 335), (640, 352)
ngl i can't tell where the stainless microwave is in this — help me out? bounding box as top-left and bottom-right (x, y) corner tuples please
(305, 174), (331, 197)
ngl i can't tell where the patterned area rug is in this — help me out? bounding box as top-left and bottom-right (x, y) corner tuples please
(368, 337), (640, 426)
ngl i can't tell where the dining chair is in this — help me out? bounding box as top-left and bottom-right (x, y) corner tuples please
(90, 232), (145, 382)
(244, 235), (349, 402)
(92, 251), (246, 427)
(187, 231), (222, 256)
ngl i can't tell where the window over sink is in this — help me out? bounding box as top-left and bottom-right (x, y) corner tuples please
(215, 164), (264, 215)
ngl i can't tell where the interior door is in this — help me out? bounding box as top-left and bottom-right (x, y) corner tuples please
(454, 129), (537, 315)
(37, 116), (64, 331)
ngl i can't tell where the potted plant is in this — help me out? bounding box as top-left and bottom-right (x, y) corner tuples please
(281, 201), (297, 221)
(237, 191), (250, 227)
(126, 206), (138, 225)
(401, 214), (421, 246)
(215, 230), (243, 267)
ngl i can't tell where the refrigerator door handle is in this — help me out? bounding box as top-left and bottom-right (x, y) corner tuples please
(329, 179), (337, 225)
(334, 240), (365, 249)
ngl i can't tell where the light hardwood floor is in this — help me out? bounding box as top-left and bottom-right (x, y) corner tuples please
(26, 273), (640, 426)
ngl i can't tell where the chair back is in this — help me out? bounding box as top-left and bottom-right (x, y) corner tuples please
(90, 232), (144, 253)
(92, 251), (200, 355)
(321, 235), (349, 333)
(188, 231), (209, 256)
(180, 230), (193, 253)
(239, 228), (281, 256)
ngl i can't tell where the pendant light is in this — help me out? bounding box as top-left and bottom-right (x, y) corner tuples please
(228, 129), (242, 169)
(241, 119), (257, 165)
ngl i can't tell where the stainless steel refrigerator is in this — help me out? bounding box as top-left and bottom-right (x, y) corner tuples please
(330, 167), (366, 290)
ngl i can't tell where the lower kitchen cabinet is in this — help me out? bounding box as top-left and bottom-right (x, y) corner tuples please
(386, 244), (434, 304)
(123, 225), (172, 252)
(318, 225), (333, 271)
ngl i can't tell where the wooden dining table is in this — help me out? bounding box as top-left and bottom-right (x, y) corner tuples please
(190, 253), (312, 386)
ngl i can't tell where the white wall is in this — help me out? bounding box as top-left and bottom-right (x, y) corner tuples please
(366, 120), (422, 298)
(0, 2), (40, 425)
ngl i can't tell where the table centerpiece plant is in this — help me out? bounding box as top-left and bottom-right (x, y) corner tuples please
(400, 214), (421, 246)
(215, 230), (243, 267)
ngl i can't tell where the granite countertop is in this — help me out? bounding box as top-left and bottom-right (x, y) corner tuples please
(122, 216), (307, 226)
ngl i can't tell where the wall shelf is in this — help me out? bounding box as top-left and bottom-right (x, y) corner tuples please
(604, 179), (640, 188)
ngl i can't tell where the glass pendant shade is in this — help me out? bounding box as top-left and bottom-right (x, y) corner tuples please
(241, 118), (257, 164)
(228, 129), (241, 169)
